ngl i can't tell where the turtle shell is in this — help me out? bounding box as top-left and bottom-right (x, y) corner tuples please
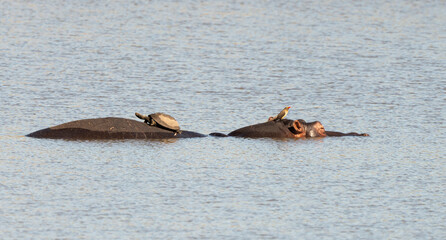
(149, 113), (180, 132)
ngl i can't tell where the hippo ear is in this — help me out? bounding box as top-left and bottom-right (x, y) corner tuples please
(289, 120), (306, 137)
(294, 120), (305, 132)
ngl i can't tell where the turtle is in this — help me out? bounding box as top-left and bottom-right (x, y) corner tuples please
(135, 112), (182, 135)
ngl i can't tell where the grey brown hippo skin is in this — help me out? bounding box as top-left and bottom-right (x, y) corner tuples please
(211, 119), (368, 138)
(26, 117), (205, 140)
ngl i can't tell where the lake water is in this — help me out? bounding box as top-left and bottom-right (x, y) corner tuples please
(1, 0), (445, 238)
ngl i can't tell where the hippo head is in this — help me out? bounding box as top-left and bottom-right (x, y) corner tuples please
(297, 119), (327, 138)
(266, 117), (326, 138)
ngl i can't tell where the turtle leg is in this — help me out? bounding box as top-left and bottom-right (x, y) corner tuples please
(149, 118), (156, 126)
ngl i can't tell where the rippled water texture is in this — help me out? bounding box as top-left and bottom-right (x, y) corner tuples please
(1, 0), (445, 238)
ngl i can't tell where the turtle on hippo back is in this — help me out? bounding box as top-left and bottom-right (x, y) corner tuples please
(135, 112), (182, 135)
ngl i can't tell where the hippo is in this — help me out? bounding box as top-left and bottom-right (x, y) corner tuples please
(26, 117), (205, 140)
(210, 118), (368, 138)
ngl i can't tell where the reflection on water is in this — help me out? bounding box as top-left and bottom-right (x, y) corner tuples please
(1, 0), (445, 239)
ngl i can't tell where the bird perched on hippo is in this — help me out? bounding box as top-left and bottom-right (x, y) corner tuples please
(268, 106), (291, 122)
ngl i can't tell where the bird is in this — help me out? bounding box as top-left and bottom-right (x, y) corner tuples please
(274, 106), (291, 121)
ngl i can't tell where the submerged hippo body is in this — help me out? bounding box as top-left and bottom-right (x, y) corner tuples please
(27, 117), (205, 140)
(218, 119), (368, 138)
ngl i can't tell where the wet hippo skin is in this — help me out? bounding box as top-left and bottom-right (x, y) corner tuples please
(26, 117), (206, 139)
(227, 119), (306, 138)
(212, 119), (368, 138)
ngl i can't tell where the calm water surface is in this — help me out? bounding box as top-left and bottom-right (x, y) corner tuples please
(1, 0), (445, 239)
